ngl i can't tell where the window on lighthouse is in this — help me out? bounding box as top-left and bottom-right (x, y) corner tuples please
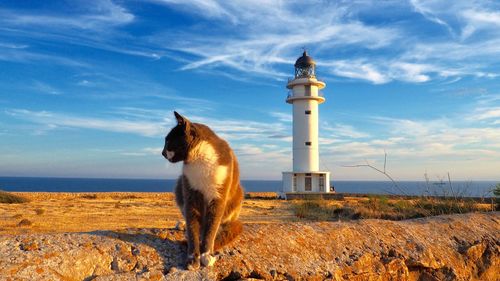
(305, 110), (311, 115)
(305, 141), (311, 146)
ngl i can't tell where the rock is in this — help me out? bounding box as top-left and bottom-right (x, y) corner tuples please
(20, 240), (39, 251)
(269, 268), (277, 279)
(466, 241), (487, 261)
(174, 220), (186, 231)
(131, 245), (140, 256)
(0, 213), (498, 280)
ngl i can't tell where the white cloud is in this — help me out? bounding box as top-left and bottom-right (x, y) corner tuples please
(149, 1), (399, 81)
(32, 81), (61, 95)
(270, 112), (292, 123)
(410, 0), (453, 31)
(151, 0), (236, 22)
(0, 0), (134, 29)
(0, 47), (89, 67)
(233, 143), (290, 178)
(6, 109), (168, 137)
(322, 60), (389, 84)
(389, 62), (431, 83)
(3, 0), (498, 84)
(467, 107), (500, 121)
(120, 147), (163, 157)
(5, 108), (291, 143)
(323, 123), (370, 139)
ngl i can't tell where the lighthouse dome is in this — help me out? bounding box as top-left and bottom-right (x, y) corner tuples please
(294, 51), (316, 78)
(294, 51), (316, 68)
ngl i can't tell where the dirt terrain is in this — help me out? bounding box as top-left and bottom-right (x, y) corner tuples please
(0, 193), (498, 280)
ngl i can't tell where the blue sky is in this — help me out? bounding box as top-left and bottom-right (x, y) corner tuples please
(0, 0), (499, 181)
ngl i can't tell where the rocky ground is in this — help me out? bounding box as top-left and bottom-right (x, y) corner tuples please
(0, 212), (498, 281)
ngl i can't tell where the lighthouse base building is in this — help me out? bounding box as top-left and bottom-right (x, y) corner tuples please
(281, 51), (333, 198)
(282, 171), (331, 193)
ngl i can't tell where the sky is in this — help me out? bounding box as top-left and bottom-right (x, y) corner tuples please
(0, 0), (499, 181)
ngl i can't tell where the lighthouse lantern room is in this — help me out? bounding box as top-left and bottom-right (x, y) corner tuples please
(282, 51), (331, 196)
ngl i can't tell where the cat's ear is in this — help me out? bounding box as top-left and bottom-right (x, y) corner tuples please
(174, 111), (190, 126)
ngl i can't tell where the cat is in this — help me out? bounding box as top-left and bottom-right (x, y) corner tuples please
(162, 111), (244, 270)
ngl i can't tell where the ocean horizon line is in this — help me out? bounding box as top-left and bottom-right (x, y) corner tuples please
(0, 176), (497, 197)
(0, 176), (498, 182)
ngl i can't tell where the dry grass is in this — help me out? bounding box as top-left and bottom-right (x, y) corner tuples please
(291, 195), (488, 221)
(81, 194), (98, 199)
(0, 191), (490, 235)
(18, 219), (32, 227)
(0, 192), (294, 235)
(0, 191), (30, 204)
(244, 192), (279, 200)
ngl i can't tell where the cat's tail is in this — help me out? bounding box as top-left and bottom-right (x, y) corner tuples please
(214, 220), (243, 251)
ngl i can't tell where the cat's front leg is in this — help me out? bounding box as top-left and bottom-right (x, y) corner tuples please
(201, 198), (225, 267)
(184, 205), (201, 270)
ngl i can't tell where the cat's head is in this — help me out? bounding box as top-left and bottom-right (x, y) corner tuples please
(162, 111), (193, 163)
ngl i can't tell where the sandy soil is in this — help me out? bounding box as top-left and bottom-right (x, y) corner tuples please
(0, 192), (295, 235)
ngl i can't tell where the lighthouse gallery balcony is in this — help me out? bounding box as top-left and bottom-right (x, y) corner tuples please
(286, 91), (325, 104)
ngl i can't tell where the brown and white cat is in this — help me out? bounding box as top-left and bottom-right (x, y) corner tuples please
(162, 111), (243, 270)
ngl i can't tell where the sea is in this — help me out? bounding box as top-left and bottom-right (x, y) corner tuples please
(0, 177), (497, 197)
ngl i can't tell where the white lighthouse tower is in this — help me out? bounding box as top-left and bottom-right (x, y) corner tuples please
(282, 51), (331, 196)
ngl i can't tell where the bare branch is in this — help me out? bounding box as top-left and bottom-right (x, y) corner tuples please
(342, 157), (407, 196)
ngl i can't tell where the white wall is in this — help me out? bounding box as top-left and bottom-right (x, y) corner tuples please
(292, 86), (320, 172)
(282, 172), (331, 193)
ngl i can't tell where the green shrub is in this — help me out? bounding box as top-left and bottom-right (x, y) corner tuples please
(493, 183), (500, 197)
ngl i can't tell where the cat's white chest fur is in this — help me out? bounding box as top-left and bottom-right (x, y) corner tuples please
(183, 141), (228, 202)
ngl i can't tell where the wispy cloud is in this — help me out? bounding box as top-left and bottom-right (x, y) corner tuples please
(410, 0), (500, 40)
(120, 147), (162, 157)
(322, 60), (389, 84)
(2, 1), (498, 84)
(326, 115), (500, 162)
(5, 109), (169, 137)
(0, 0), (134, 29)
(467, 107), (500, 121)
(270, 112), (292, 123)
(323, 123), (370, 139)
(0, 45), (89, 67)
(148, 1), (399, 81)
(151, 0), (237, 22)
(147, 0), (499, 84)
(5, 108), (290, 143)
(233, 143), (290, 179)
(31, 81), (61, 95)
(192, 115), (289, 142)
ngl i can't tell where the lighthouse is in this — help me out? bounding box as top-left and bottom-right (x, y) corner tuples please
(282, 51), (331, 196)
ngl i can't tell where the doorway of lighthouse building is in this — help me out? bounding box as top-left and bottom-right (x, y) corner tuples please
(319, 174), (325, 192)
(305, 174), (312, 191)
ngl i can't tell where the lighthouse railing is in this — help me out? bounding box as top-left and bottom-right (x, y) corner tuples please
(286, 91), (324, 99)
